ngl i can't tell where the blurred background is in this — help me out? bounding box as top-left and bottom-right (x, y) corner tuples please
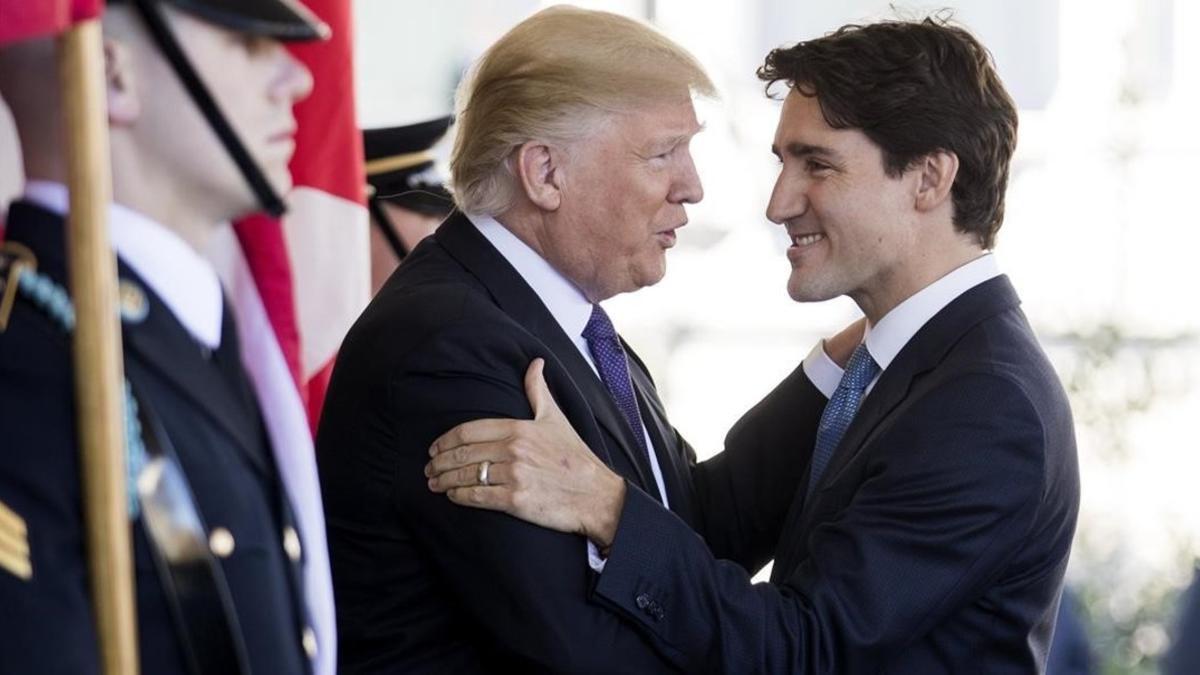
(3, 0), (1196, 671)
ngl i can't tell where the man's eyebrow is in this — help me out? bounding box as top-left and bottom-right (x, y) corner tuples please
(770, 142), (839, 160)
(657, 122), (707, 148)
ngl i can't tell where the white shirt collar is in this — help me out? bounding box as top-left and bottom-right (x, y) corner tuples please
(23, 180), (225, 349)
(863, 253), (1001, 371)
(467, 212), (594, 344)
(468, 212), (673, 511)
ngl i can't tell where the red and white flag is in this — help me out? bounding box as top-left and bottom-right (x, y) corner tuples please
(207, 1), (369, 673)
(0, 0), (103, 45)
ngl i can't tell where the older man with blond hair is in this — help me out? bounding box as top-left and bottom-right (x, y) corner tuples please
(317, 6), (809, 673)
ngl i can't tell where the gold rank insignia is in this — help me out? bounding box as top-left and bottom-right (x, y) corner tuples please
(0, 241), (37, 333)
(118, 278), (149, 324)
(0, 499), (32, 581)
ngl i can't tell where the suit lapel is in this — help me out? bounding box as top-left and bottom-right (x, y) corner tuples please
(626, 342), (694, 522)
(810, 276), (1022, 498)
(774, 276), (1023, 577)
(120, 272), (270, 476)
(811, 273), (1017, 494)
(435, 213), (657, 492)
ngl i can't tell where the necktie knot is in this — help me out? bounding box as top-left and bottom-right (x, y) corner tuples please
(807, 342), (880, 497)
(582, 304), (618, 343)
(842, 343), (881, 391)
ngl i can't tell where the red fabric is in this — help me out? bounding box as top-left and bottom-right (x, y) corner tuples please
(232, 212), (306, 394)
(286, 0), (364, 206)
(0, 0), (103, 45)
(231, 0), (364, 433)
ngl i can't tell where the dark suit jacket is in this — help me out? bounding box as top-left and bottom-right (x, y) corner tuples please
(1046, 588), (1094, 675)
(590, 275), (1081, 674)
(0, 202), (311, 675)
(316, 213), (806, 673)
(1164, 568), (1200, 675)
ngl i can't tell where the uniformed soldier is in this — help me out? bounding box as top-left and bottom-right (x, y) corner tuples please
(0, 1), (330, 673)
(362, 115), (454, 293)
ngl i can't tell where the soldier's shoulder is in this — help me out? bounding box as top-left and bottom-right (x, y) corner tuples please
(0, 243), (71, 370)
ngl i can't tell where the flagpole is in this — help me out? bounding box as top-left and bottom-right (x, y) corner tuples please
(57, 18), (140, 675)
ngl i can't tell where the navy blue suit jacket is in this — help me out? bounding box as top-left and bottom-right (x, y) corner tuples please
(590, 275), (1081, 674)
(1164, 569), (1200, 675)
(0, 202), (311, 675)
(1047, 588), (1094, 675)
(317, 212), (810, 673)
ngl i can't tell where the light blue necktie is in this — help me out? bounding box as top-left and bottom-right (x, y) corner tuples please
(808, 343), (880, 496)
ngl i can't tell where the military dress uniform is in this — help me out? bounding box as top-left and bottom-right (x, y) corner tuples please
(0, 191), (315, 674)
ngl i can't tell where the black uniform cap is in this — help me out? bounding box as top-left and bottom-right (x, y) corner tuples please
(363, 115), (454, 217)
(113, 0), (330, 41)
(109, 0), (327, 216)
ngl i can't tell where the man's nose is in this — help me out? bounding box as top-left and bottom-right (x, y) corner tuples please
(273, 48), (314, 104)
(671, 150), (704, 205)
(765, 173), (807, 224)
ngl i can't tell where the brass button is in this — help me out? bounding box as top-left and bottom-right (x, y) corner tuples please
(283, 526), (302, 562)
(208, 527), (235, 558)
(117, 279), (149, 323)
(301, 626), (318, 659)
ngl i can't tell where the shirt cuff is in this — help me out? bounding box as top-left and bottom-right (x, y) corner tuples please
(587, 540), (607, 573)
(803, 339), (843, 399)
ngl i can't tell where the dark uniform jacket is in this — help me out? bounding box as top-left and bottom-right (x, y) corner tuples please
(0, 201), (311, 674)
(316, 212), (809, 673)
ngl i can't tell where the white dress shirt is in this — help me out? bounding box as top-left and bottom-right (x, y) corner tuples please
(469, 213), (670, 571)
(23, 180), (224, 350)
(803, 253), (1002, 398)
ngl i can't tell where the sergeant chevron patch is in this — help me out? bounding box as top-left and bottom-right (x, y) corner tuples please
(0, 499), (31, 581)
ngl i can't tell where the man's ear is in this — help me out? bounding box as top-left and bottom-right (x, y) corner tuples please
(104, 38), (139, 127)
(914, 150), (958, 213)
(514, 141), (562, 211)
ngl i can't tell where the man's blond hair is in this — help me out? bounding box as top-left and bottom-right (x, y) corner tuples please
(449, 6), (716, 216)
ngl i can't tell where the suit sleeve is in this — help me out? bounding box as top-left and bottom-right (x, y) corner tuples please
(688, 362), (825, 573)
(377, 318), (680, 673)
(591, 372), (1048, 674)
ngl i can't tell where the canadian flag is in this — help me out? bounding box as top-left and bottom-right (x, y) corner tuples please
(206, 1), (369, 673)
(0, 0), (103, 44)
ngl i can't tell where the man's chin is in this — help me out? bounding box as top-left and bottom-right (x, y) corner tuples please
(786, 275), (837, 303)
(242, 174), (295, 218)
(637, 261), (668, 290)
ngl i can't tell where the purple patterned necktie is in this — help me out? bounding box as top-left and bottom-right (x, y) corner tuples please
(581, 304), (661, 501)
(808, 343), (880, 497)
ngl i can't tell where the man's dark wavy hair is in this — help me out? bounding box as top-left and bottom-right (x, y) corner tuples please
(758, 16), (1017, 249)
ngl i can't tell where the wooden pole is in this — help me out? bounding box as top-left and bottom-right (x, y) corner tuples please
(57, 19), (140, 675)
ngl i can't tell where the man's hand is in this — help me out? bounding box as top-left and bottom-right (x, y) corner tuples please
(426, 358), (627, 549)
(824, 317), (867, 368)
